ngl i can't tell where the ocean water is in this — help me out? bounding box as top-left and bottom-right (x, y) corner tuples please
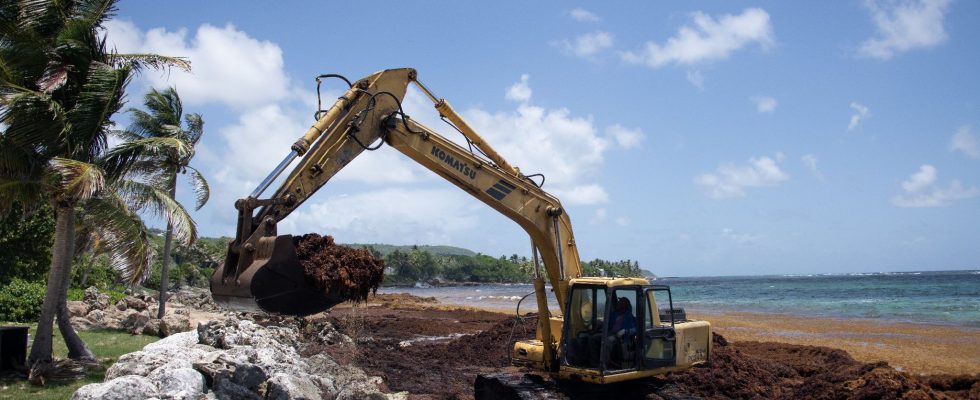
(378, 270), (980, 327)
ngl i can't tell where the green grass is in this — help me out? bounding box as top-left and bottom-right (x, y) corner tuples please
(0, 325), (159, 400)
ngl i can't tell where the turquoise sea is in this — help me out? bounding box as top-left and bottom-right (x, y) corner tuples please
(378, 270), (980, 327)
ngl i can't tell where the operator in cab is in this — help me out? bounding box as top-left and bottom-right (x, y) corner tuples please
(601, 297), (637, 369)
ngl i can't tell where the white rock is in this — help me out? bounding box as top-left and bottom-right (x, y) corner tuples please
(71, 375), (158, 400)
(266, 373), (323, 400)
(144, 331), (199, 350)
(105, 352), (169, 380)
(148, 367), (205, 400)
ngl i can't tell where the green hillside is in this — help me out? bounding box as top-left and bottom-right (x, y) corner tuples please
(343, 243), (477, 257)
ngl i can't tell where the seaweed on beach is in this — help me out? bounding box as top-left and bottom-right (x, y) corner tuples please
(316, 302), (980, 400)
(657, 335), (980, 400)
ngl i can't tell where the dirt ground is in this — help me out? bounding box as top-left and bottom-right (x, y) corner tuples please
(308, 294), (980, 400)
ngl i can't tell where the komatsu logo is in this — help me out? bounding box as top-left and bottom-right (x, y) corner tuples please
(431, 145), (476, 179)
(486, 179), (516, 201)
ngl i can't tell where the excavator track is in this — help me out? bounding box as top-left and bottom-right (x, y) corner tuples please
(474, 373), (568, 400)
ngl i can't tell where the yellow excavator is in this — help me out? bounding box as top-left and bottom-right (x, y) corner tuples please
(210, 68), (711, 397)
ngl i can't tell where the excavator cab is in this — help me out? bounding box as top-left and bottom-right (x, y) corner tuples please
(556, 280), (711, 382)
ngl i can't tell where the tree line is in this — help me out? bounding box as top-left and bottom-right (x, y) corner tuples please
(376, 245), (646, 285)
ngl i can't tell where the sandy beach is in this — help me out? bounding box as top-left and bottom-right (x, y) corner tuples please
(694, 310), (980, 376)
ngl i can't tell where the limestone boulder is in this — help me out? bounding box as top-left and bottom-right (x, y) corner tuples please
(71, 375), (158, 400)
(70, 316), (96, 331)
(147, 367), (205, 400)
(142, 318), (161, 337)
(266, 373), (324, 400)
(124, 296), (148, 311)
(160, 314), (192, 336)
(120, 309), (149, 335)
(105, 351), (170, 380)
(67, 301), (89, 317)
(82, 287), (110, 310)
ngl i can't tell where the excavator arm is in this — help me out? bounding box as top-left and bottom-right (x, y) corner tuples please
(212, 69), (584, 366)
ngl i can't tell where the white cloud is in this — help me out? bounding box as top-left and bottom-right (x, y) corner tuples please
(751, 96), (777, 113)
(695, 154), (790, 199)
(614, 217), (630, 226)
(551, 184), (609, 205)
(859, 0), (951, 60)
(606, 124), (644, 149)
(901, 164), (936, 193)
(686, 70), (706, 91)
(460, 75), (616, 205)
(891, 165), (979, 207)
(104, 20), (292, 108)
(949, 125), (980, 159)
(569, 8), (601, 23)
(801, 154), (823, 180)
(280, 188), (481, 244)
(505, 74), (532, 103)
(558, 31), (615, 59)
(848, 102), (871, 131)
(621, 8), (774, 68)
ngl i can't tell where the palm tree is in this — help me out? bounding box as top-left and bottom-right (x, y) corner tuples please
(117, 87), (209, 318)
(0, 0), (191, 365)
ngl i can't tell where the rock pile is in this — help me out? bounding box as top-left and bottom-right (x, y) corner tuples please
(72, 317), (404, 400)
(68, 287), (192, 337)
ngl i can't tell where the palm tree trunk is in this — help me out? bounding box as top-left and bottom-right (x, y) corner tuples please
(56, 270), (94, 360)
(157, 183), (176, 319)
(28, 205), (75, 364)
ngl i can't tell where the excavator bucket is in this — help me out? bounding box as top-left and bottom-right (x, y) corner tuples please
(210, 234), (343, 316)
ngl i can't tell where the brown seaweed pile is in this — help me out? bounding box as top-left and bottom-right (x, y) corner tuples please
(293, 234), (385, 303)
(318, 302), (980, 400)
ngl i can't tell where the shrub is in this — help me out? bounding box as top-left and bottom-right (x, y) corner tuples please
(0, 278), (46, 322)
(67, 287), (126, 304)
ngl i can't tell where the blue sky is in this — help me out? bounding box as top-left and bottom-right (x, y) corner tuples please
(107, 1), (980, 276)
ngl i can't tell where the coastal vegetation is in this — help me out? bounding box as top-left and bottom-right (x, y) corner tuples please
(0, 0), (198, 367)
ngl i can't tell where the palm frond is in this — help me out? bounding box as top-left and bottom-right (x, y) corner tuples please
(73, 0), (118, 29)
(14, 0), (61, 34)
(100, 136), (191, 179)
(185, 165), (210, 210)
(109, 53), (190, 73)
(36, 62), (67, 93)
(108, 128), (143, 143)
(184, 113), (204, 145)
(48, 157), (104, 203)
(122, 108), (159, 138)
(144, 87), (181, 125)
(83, 193), (153, 284)
(0, 87), (71, 150)
(66, 61), (131, 161)
(117, 179), (197, 245)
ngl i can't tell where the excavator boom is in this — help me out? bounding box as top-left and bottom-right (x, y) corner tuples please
(211, 68), (581, 322)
